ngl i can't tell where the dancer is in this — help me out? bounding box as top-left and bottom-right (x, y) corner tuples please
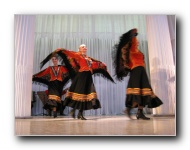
(33, 54), (70, 118)
(112, 28), (163, 120)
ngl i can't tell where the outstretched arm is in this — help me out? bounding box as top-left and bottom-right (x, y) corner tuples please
(91, 61), (115, 83)
(33, 67), (50, 78)
(32, 67), (51, 85)
(56, 48), (80, 59)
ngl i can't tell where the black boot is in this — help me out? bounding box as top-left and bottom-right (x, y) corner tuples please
(69, 109), (76, 119)
(77, 110), (87, 120)
(136, 109), (150, 120)
(53, 111), (57, 118)
(123, 107), (133, 119)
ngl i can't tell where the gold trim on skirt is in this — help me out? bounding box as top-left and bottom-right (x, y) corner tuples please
(66, 91), (97, 102)
(126, 88), (155, 97)
(48, 95), (61, 103)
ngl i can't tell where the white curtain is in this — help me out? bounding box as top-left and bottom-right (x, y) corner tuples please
(15, 15), (36, 118)
(32, 15), (148, 116)
(146, 15), (176, 115)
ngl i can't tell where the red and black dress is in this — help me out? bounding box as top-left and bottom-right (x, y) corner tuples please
(61, 50), (115, 110)
(32, 65), (70, 110)
(112, 28), (163, 109)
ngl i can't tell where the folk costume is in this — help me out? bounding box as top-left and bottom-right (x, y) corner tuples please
(40, 47), (115, 120)
(32, 63), (70, 118)
(112, 28), (163, 120)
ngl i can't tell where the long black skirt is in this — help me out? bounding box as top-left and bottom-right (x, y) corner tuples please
(43, 80), (64, 111)
(63, 71), (101, 110)
(126, 66), (163, 108)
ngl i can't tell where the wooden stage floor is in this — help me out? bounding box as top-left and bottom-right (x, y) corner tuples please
(15, 115), (175, 136)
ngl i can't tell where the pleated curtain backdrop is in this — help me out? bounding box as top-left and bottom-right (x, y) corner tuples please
(15, 14), (175, 118)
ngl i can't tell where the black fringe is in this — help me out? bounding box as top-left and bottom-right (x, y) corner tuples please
(112, 44), (130, 81)
(93, 69), (115, 83)
(111, 29), (138, 81)
(32, 77), (49, 86)
(39, 52), (64, 69)
(40, 52), (55, 69)
(57, 51), (77, 79)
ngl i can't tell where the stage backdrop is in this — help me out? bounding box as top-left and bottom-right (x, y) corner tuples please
(15, 14), (175, 118)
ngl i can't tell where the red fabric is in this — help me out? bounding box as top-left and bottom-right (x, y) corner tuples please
(129, 51), (145, 69)
(62, 49), (108, 73)
(91, 61), (106, 70)
(62, 50), (92, 72)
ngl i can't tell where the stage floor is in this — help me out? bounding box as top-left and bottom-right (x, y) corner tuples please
(15, 115), (175, 136)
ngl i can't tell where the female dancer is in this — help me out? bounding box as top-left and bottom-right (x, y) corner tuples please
(112, 28), (163, 120)
(33, 54), (70, 118)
